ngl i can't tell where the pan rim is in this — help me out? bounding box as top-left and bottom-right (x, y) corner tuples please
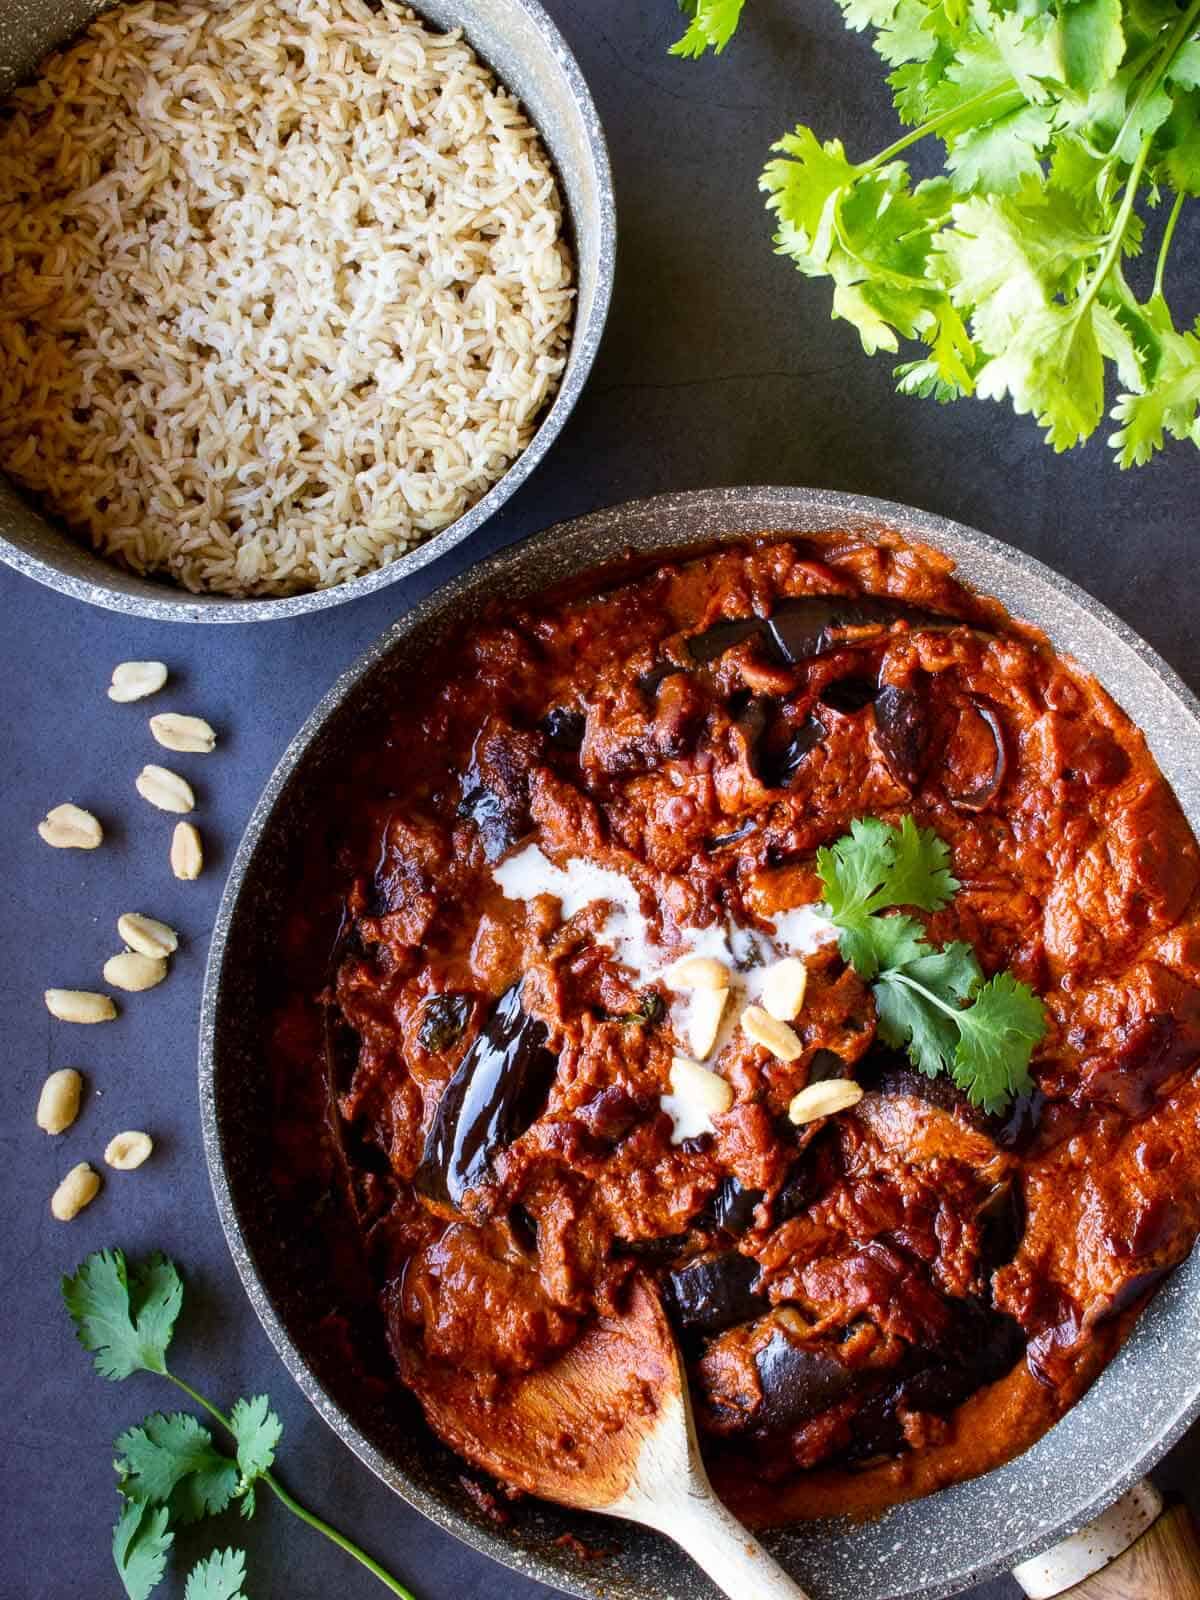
(200, 485), (1200, 1600)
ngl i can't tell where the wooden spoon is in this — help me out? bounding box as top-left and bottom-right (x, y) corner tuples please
(404, 1274), (810, 1599)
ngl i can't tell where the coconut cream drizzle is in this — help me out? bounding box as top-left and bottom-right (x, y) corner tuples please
(492, 844), (837, 1142)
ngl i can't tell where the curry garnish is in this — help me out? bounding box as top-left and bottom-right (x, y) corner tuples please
(818, 816), (1046, 1113)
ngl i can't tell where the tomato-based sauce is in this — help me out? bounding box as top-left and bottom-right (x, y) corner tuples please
(268, 534), (1200, 1522)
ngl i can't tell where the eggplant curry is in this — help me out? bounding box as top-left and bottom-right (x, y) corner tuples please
(269, 534), (1200, 1523)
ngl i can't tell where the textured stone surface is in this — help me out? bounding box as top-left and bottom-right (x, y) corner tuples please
(3, 4), (1199, 1600)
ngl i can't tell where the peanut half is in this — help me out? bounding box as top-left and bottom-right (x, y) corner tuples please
(740, 1004), (803, 1062)
(108, 661), (168, 702)
(171, 821), (203, 880)
(150, 712), (217, 754)
(669, 1055), (734, 1118)
(760, 957), (808, 1023)
(788, 1079), (864, 1126)
(686, 986), (729, 1061)
(666, 954), (730, 992)
(105, 1131), (154, 1170)
(117, 913), (179, 959)
(51, 1162), (101, 1221)
(103, 951), (167, 992)
(136, 764), (195, 814)
(38, 803), (103, 850)
(45, 989), (116, 1024)
(36, 1068), (83, 1134)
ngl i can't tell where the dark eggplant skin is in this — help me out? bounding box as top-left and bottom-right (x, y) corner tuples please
(687, 596), (942, 671)
(873, 682), (932, 788)
(759, 714), (827, 789)
(415, 982), (557, 1210)
(686, 616), (764, 664)
(457, 724), (540, 863)
(977, 1178), (1026, 1276)
(839, 1295), (1026, 1464)
(947, 699), (1008, 812)
(754, 1329), (862, 1433)
(418, 992), (474, 1054)
(540, 706), (586, 752)
(819, 676), (879, 714)
(764, 596), (938, 667)
(706, 1175), (765, 1234)
(666, 1251), (769, 1336)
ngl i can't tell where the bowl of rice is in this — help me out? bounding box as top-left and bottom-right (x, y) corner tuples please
(0, 0), (613, 620)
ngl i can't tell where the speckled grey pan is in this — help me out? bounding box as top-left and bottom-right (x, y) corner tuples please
(0, 0), (614, 621)
(201, 488), (1200, 1600)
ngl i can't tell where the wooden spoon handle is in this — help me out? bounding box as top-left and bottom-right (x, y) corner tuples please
(1056, 1504), (1200, 1600)
(651, 1491), (811, 1600)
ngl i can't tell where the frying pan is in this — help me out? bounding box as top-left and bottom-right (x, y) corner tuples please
(201, 488), (1200, 1599)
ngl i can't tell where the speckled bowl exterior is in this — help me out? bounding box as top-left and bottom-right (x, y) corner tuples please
(201, 488), (1200, 1600)
(0, 0), (615, 621)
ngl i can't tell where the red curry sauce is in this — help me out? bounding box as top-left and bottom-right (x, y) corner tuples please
(269, 534), (1200, 1522)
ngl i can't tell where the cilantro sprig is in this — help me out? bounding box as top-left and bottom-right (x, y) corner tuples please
(676, 0), (1200, 465)
(62, 1249), (416, 1600)
(671, 0), (747, 58)
(818, 816), (1046, 1112)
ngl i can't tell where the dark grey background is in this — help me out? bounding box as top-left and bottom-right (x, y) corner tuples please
(3, 1), (1198, 1597)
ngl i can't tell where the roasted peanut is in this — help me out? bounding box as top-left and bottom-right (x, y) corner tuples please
(44, 989), (116, 1024)
(740, 1004), (803, 1062)
(38, 803), (103, 850)
(36, 1068), (83, 1134)
(170, 821), (203, 879)
(117, 913), (178, 959)
(103, 951), (167, 992)
(108, 661), (167, 702)
(686, 986), (729, 1060)
(667, 954), (730, 991)
(787, 1079), (864, 1125)
(105, 1131), (153, 1170)
(51, 1162), (101, 1221)
(149, 712), (216, 754)
(760, 957), (808, 1022)
(136, 764), (195, 814)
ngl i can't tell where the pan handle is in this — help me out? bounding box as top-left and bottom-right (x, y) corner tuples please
(1057, 1503), (1200, 1599)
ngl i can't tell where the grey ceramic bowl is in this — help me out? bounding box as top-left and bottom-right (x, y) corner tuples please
(0, 0), (614, 622)
(202, 487), (1200, 1600)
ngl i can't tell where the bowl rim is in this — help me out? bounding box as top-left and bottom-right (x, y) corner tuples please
(200, 486), (1200, 1600)
(0, 0), (615, 623)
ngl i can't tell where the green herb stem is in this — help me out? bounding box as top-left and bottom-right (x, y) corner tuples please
(166, 1373), (416, 1600)
(868, 82), (1025, 169)
(1153, 191), (1186, 304)
(1075, 131), (1155, 326)
(885, 968), (962, 1020)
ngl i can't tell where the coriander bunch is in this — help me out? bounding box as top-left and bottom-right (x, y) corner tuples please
(678, 0), (1200, 465)
(63, 1249), (416, 1600)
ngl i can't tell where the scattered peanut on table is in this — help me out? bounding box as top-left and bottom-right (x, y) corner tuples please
(103, 951), (168, 992)
(44, 989), (116, 1024)
(36, 1068), (83, 1134)
(117, 913), (179, 959)
(107, 660), (167, 702)
(170, 821), (204, 880)
(37, 803), (103, 850)
(105, 1131), (154, 1170)
(136, 763), (195, 814)
(51, 1162), (101, 1221)
(150, 712), (217, 754)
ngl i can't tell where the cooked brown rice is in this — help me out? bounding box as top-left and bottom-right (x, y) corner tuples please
(0, 0), (574, 596)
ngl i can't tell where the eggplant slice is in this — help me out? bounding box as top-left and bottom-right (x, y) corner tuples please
(415, 981), (557, 1210)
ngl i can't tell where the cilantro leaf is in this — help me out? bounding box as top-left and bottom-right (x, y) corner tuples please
(1059, 0), (1127, 94)
(817, 816), (1044, 1110)
(184, 1549), (249, 1600)
(951, 971), (1045, 1113)
(113, 1500), (173, 1600)
(230, 1394), (283, 1488)
(671, 0), (746, 58)
(62, 1249), (183, 1381)
(1109, 321), (1200, 462)
(116, 1413), (240, 1525)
